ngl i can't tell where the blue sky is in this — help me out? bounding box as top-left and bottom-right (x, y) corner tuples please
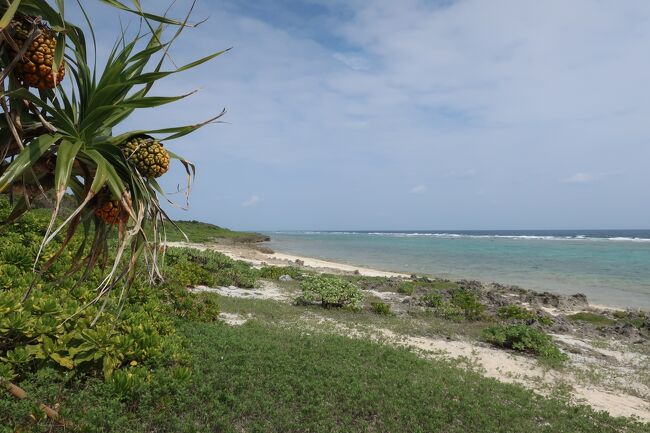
(82, 0), (650, 230)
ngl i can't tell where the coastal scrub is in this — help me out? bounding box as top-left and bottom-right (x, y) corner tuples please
(297, 274), (364, 311)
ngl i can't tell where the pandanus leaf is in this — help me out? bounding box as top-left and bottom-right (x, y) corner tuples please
(0, 0), (22, 29)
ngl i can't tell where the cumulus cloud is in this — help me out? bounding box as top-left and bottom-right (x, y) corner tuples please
(242, 195), (261, 207)
(411, 184), (426, 193)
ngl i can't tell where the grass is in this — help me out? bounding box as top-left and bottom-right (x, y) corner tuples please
(567, 312), (616, 327)
(163, 219), (269, 243)
(4, 320), (645, 433)
(216, 294), (490, 340)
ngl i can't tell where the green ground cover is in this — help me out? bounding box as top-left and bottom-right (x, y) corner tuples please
(3, 321), (646, 432)
(163, 220), (268, 243)
(567, 312), (617, 327)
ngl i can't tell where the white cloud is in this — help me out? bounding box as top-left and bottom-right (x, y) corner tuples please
(242, 195), (261, 207)
(563, 173), (596, 184)
(411, 184), (426, 193)
(124, 0), (650, 229)
(332, 52), (370, 71)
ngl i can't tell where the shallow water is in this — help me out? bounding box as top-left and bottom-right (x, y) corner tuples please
(267, 230), (650, 309)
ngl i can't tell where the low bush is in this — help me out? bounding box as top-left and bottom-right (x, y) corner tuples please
(612, 310), (649, 329)
(0, 198), (210, 388)
(498, 305), (536, 321)
(397, 281), (415, 296)
(450, 289), (485, 321)
(422, 289), (485, 321)
(258, 266), (303, 280)
(481, 324), (568, 364)
(297, 275), (364, 311)
(422, 292), (444, 308)
(163, 247), (258, 288)
(567, 312), (616, 327)
(0, 276), (189, 384)
(370, 301), (392, 315)
(498, 305), (554, 326)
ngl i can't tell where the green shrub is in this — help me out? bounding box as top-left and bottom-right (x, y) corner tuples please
(0, 199), (191, 385)
(498, 305), (535, 321)
(370, 301), (392, 315)
(612, 311), (648, 329)
(397, 281), (415, 296)
(258, 266), (302, 280)
(297, 275), (364, 311)
(421, 290), (484, 321)
(450, 290), (485, 321)
(482, 324), (568, 364)
(497, 305), (554, 326)
(567, 312), (615, 327)
(422, 292), (443, 308)
(164, 247), (258, 288)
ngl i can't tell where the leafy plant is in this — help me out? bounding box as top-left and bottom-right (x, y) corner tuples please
(259, 265), (303, 281)
(450, 289), (484, 321)
(498, 304), (554, 326)
(567, 312), (615, 327)
(397, 281), (415, 296)
(0, 0), (228, 305)
(0, 200), (196, 384)
(163, 247), (259, 289)
(481, 324), (568, 364)
(422, 289), (485, 321)
(297, 275), (364, 311)
(370, 301), (391, 315)
(498, 305), (535, 321)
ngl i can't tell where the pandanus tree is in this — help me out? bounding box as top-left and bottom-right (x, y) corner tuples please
(0, 0), (226, 304)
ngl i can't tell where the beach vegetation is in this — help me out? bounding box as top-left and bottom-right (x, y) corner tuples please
(163, 247), (258, 289)
(297, 274), (364, 311)
(497, 304), (554, 325)
(612, 310), (649, 330)
(567, 312), (616, 327)
(259, 265), (304, 281)
(481, 324), (568, 365)
(0, 200), (227, 388)
(422, 292), (444, 308)
(450, 289), (485, 320)
(370, 301), (392, 315)
(163, 220), (269, 244)
(3, 320), (646, 433)
(421, 289), (485, 321)
(397, 281), (416, 295)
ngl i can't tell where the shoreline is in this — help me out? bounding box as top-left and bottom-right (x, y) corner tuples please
(165, 240), (638, 313)
(165, 241), (409, 278)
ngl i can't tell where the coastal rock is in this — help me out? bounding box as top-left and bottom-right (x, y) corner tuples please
(568, 293), (589, 308)
(279, 275), (293, 282)
(531, 292), (562, 308)
(609, 323), (642, 339)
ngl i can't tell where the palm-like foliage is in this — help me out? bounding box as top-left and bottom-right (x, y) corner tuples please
(0, 0), (226, 306)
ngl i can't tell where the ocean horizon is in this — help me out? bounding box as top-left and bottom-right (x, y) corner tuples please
(266, 229), (650, 309)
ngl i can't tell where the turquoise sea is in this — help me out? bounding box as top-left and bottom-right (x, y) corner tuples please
(267, 230), (650, 310)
